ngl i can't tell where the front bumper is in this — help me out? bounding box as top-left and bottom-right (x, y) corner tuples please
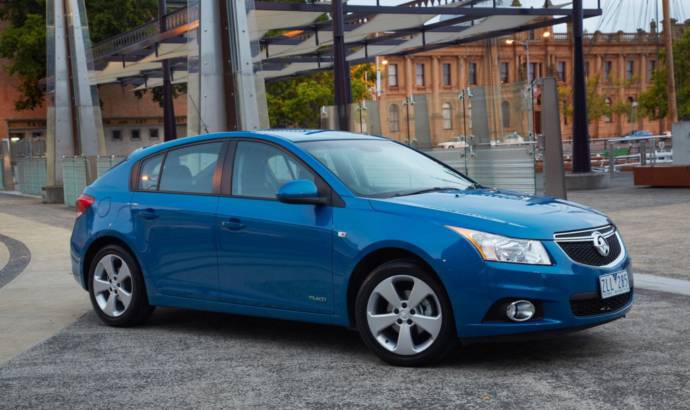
(448, 241), (634, 339)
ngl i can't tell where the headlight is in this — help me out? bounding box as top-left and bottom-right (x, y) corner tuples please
(447, 226), (551, 265)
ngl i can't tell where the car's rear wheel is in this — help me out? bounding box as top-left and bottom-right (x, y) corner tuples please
(88, 245), (153, 326)
(355, 260), (456, 366)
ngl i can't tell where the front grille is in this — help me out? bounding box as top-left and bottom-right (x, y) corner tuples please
(570, 290), (633, 316)
(554, 225), (623, 266)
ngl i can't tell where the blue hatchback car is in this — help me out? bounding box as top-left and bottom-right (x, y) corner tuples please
(71, 130), (633, 366)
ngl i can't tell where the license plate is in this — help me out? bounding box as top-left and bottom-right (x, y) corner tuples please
(599, 271), (630, 299)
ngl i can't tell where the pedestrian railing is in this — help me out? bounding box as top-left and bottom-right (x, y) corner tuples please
(16, 157), (47, 196)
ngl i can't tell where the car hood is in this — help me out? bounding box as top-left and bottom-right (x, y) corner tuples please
(368, 189), (610, 240)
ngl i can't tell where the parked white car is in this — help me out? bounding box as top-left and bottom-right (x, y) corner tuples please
(437, 137), (468, 149)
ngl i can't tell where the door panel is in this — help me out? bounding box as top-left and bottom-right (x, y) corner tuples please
(216, 198), (333, 313)
(132, 193), (219, 299)
(130, 141), (224, 298)
(215, 140), (334, 313)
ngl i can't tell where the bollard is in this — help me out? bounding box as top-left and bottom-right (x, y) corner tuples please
(639, 140), (647, 166)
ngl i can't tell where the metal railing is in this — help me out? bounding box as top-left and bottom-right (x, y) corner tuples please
(91, 5), (198, 62)
(551, 31), (660, 43)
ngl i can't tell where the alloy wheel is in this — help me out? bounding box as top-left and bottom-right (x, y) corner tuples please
(366, 274), (443, 356)
(92, 254), (134, 317)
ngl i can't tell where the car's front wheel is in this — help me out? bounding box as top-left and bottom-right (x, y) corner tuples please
(88, 245), (153, 326)
(355, 260), (456, 366)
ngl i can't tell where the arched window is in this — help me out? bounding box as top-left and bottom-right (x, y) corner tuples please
(501, 101), (511, 129)
(388, 104), (400, 132)
(442, 102), (452, 130)
(604, 97), (613, 123)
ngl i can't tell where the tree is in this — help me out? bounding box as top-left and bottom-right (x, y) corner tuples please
(639, 26), (690, 120)
(0, 0), (158, 111)
(266, 63), (375, 128)
(558, 75), (611, 123)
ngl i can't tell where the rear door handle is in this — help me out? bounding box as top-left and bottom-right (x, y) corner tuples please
(138, 208), (159, 220)
(221, 218), (245, 231)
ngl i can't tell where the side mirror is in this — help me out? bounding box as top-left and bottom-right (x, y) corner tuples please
(277, 180), (327, 205)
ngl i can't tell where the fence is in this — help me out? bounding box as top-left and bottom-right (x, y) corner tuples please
(16, 157), (47, 196)
(62, 155), (126, 206)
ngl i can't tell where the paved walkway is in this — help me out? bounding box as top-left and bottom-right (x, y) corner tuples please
(0, 197), (87, 363)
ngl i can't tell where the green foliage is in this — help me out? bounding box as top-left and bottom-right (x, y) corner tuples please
(639, 26), (690, 120)
(134, 83), (187, 108)
(558, 75), (612, 122)
(0, 0), (158, 110)
(0, 2), (46, 110)
(266, 64), (375, 128)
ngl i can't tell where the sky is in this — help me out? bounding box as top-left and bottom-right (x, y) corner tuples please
(347, 0), (690, 33)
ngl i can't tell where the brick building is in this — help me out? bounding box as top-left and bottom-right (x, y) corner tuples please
(376, 21), (688, 146)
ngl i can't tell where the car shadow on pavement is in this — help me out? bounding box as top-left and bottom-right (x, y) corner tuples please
(134, 307), (608, 367)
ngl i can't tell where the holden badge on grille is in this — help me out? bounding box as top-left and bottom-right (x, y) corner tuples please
(591, 232), (610, 257)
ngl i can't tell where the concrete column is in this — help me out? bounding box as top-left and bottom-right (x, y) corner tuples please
(66, 0), (106, 157)
(199, 0), (227, 132)
(45, 0), (75, 189)
(405, 57), (413, 96)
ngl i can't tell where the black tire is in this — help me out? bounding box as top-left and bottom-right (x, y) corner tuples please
(88, 244), (154, 326)
(355, 259), (457, 367)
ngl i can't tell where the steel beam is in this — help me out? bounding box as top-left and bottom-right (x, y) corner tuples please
(571, 0), (591, 173)
(332, 0), (351, 131)
(160, 0), (177, 141)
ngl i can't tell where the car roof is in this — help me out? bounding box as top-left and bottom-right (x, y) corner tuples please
(128, 130), (387, 161)
(256, 129), (385, 142)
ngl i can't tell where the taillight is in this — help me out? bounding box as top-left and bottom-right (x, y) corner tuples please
(75, 194), (95, 217)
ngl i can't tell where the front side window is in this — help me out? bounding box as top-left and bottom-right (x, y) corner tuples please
(302, 140), (472, 198)
(232, 141), (314, 199)
(138, 154), (163, 191)
(159, 142), (222, 194)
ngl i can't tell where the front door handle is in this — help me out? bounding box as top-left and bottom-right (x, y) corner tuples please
(221, 218), (245, 231)
(138, 208), (159, 220)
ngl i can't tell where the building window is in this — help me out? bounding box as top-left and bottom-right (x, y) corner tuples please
(626, 60), (635, 81)
(131, 129), (141, 140)
(528, 30), (535, 40)
(528, 63), (540, 82)
(604, 60), (613, 81)
(647, 59), (656, 81)
(415, 63), (425, 86)
(500, 62), (509, 84)
(585, 61), (590, 77)
(442, 103), (452, 130)
(149, 128), (160, 139)
(604, 97), (613, 123)
(501, 101), (510, 128)
(557, 61), (566, 82)
(468, 62), (477, 85)
(388, 104), (400, 132)
(442, 63), (451, 86)
(388, 64), (398, 87)
(112, 130), (122, 141)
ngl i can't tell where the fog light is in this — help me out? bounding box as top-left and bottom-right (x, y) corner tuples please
(506, 300), (535, 322)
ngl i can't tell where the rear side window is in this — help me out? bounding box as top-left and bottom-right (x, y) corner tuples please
(232, 141), (314, 199)
(138, 154), (163, 191)
(159, 142), (223, 194)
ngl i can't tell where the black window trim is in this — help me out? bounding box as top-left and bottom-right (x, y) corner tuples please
(131, 137), (344, 207)
(131, 138), (229, 197)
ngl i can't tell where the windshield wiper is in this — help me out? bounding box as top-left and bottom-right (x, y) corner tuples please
(393, 187), (462, 197)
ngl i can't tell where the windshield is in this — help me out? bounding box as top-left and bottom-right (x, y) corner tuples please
(300, 139), (473, 197)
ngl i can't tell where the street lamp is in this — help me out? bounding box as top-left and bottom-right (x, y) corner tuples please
(402, 95), (415, 146)
(356, 100), (368, 133)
